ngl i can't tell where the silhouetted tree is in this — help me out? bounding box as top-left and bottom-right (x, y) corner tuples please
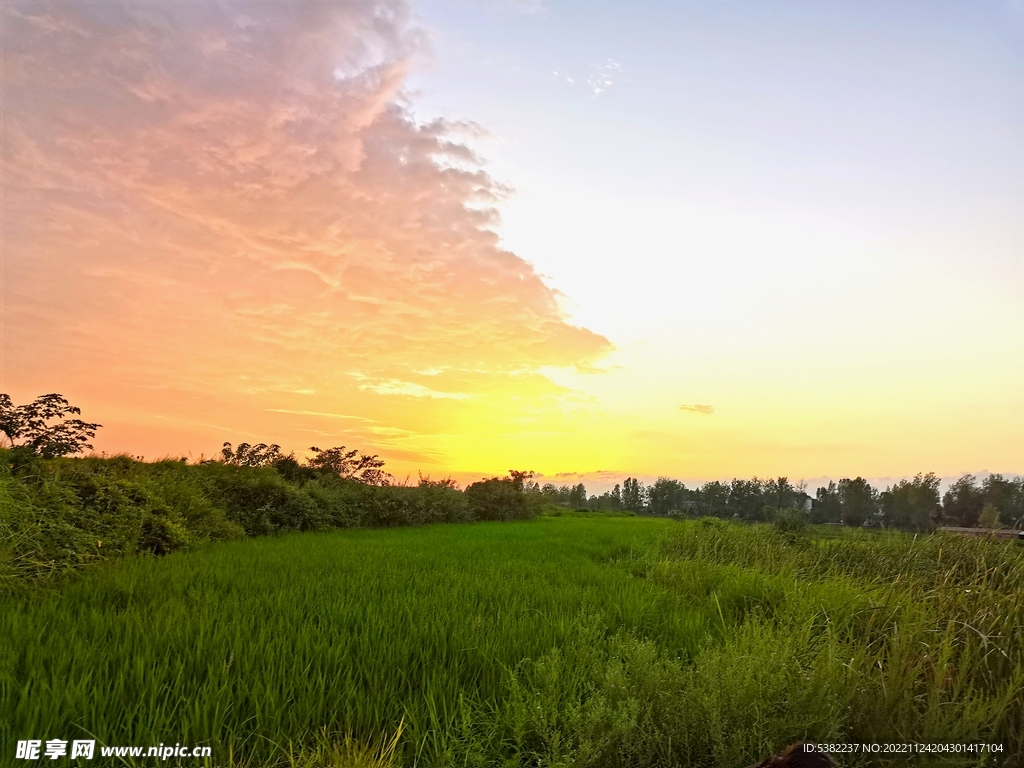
(838, 477), (878, 527)
(981, 474), (1024, 527)
(942, 474), (984, 528)
(648, 477), (687, 515)
(881, 473), (940, 532)
(508, 470), (536, 491)
(695, 480), (730, 517)
(221, 442), (285, 467)
(729, 478), (768, 520)
(812, 482), (842, 524)
(0, 393), (101, 458)
(568, 482), (588, 508)
(622, 477), (644, 511)
(306, 446), (391, 485)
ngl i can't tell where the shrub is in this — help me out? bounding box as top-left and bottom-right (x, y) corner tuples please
(769, 506), (808, 540)
(465, 477), (536, 522)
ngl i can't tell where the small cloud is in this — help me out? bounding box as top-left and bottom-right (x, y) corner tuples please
(362, 380), (472, 400)
(679, 404), (715, 415)
(587, 59), (624, 96)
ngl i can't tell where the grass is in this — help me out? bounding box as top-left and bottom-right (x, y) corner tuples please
(2, 517), (1022, 767)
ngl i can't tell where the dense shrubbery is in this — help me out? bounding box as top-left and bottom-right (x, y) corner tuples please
(0, 450), (518, 587)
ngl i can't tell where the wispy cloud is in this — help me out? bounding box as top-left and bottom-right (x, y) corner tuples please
(679, 404), (716, 415)
(361, 381), (473, 400)
(587, 59), (624, 96)
(551, 59), (624, 96)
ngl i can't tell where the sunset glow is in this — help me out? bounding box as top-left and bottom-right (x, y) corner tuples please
(3, 0), (1022, 488)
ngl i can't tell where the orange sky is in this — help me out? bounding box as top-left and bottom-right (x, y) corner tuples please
(2, 0), (1022, 489)
(2, 0), (612, 483)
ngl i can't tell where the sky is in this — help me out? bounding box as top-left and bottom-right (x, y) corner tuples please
(2, 0), (1022, 492)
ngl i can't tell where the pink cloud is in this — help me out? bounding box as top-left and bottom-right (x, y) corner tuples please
(2, 0), (610, 460)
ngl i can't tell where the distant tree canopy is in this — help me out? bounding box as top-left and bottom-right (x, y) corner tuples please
(622, 477), (644, 511)
(0, 393), (101, 458)
(814, 477), (877, 527)
(880, 473), (942, 533)
(943, 474), (986, 528)
(533, 471), (1023, 533)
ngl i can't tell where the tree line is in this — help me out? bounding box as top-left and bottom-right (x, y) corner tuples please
(3, 394), (1022, 536)
(528, 473), (1024, 533)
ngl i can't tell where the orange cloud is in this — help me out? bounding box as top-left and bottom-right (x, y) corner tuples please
(2, 0), (610, 470)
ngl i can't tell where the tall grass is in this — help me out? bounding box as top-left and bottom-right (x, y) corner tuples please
(2, 517), (1021, 767)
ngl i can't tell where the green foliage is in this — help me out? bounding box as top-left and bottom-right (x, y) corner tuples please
(647, 477), (687, 515)
(943, 474), (986, 528)
(0, 452), (245, 587)
(881, 472), (941, 532)
(621, 477), (644, 511)
(979, 503), (1001, 529)
(465, 475), (537, 521)
(539, 480), (588, 509)
(768, 506), (808, 540)
(0, 451), (470, 587)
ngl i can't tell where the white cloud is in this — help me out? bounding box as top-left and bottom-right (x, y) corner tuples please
(587, 59), (624, 96)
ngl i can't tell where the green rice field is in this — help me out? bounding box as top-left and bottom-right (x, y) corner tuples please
(3, 516), (1023, 767)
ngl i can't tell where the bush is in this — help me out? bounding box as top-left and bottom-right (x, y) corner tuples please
(465, 477), (536, 522)
(769, 506), (808, 540)
(0, 450), (487, 586)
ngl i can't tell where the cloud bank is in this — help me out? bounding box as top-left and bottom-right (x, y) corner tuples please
(2, 0), (610, 464)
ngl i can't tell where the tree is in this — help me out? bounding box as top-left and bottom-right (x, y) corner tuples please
(981, 474), (1022, 526)
(221, 442), (285, 467)
(942, 474), (984, 528)
(812, 482), (842, 524)
(622, 477), (645, 511)
(695, 481), (730, 517)
(764, 477), (800, 510)
(465, 476), (533, 521)
(838, 477), (878, 527)
(508, 470), (535, 492)
(648, 477), (687, 515)
(306, 446), (391, 485)
(0, 393), (101, 458)
(880, 473), (940, 532)
(979, 503), (1002, 529)
(728, 478), (768, 520)
(568, 483), (588, 509)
